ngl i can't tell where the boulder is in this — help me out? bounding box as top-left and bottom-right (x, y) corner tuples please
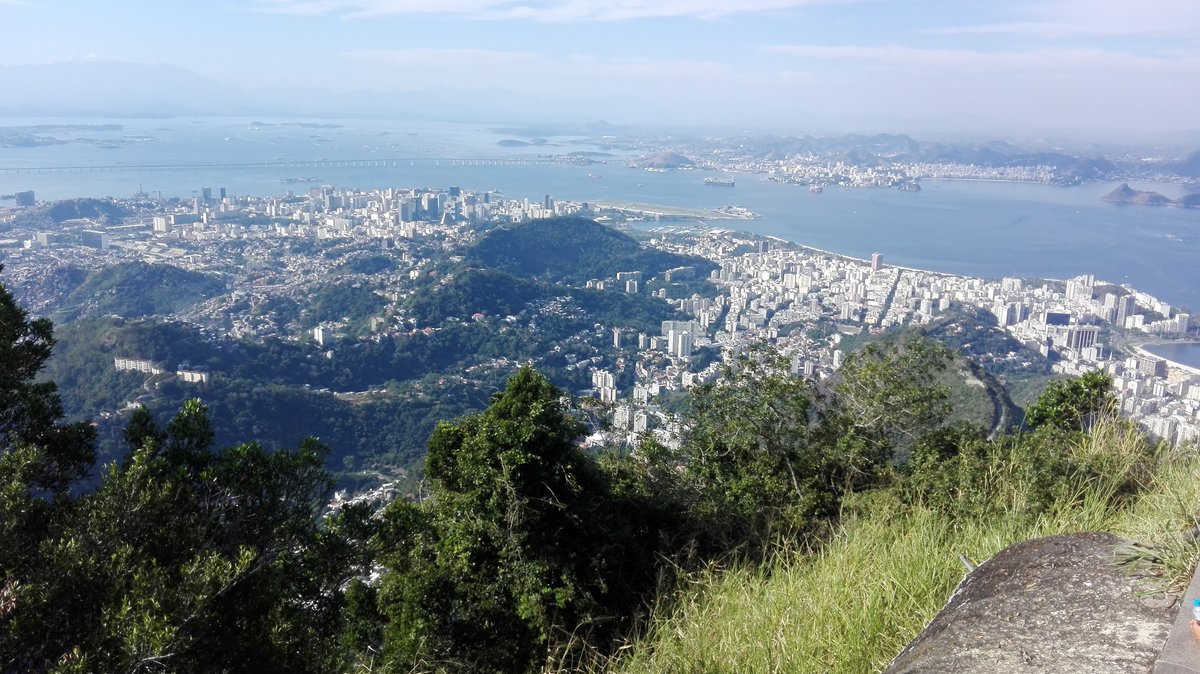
(886, 532), (1175, 673)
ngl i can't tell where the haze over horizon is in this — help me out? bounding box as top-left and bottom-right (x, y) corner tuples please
(1, 0), (1199, 143)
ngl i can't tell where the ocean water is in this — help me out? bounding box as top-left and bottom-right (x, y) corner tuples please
(3, 116), (1200, 311)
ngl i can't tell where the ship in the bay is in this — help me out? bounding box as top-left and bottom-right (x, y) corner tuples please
(705, 177), (735, 187)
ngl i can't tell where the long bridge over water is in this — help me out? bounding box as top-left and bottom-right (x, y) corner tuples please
(0, 156), (586, 175)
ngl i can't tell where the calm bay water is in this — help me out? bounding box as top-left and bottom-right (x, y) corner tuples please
(3, 116), (1200, 310)
(1142, 343), (1200, 370)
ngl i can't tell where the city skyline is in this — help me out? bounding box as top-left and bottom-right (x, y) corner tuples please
(1, 0), (1199, 140)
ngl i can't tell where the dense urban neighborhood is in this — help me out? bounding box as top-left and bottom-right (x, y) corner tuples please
(2, 182), (1196, 470)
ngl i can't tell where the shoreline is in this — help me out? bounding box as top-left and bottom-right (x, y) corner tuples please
(592, 201), (755, 221)
(1132, 342), (1200, 377)
(651, 222), (1068, 284)
(920, 176), (1050, 186)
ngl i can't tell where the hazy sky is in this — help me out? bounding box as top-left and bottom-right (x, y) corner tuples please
(2, 0), (1199, 136)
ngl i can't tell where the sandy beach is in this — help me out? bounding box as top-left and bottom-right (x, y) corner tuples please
(1132, 343), (1200, 377)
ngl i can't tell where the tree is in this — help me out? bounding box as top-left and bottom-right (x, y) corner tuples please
(679, 351), (825, 549)
(376, 367), (628, 673)
(0, 264), (96, 495)
(0, 270), (371, 672)
(669, 335), (964, 553)
(1025, 370), (1115, 432)
(3, 398), (367, 672)
(0, 268), (97, 671)
(827, 334), (955, 458)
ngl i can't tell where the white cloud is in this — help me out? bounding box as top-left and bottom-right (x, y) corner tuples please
(763, 43), (1200, 75)
(253, 0), (852, 21)
(927, 0), (1200, 38)
(754, 38), (1200, 135)
(351, 47), (669, 78)
(341, 46), (806, 83)
(338, 47), (810, 119)
(332, 47), (817, 127)
(342, 47), (542, 66)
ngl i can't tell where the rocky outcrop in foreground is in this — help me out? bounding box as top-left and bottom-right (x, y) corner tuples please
(886, 532), (1175, 673)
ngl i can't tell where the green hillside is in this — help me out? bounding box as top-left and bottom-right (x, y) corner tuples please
(405, 268), (543, 325)
(836, 305), (1051, 431)
(465, 215), (717, 283)
(44, 265), (687, 478)
(406, 266), (687, 333)
(47, 197), (130, 223)
(260, 280), (391, 335)
(55, 261), (225, 319)
(43, 316), (511, 475)
(43, 317), (221, 418)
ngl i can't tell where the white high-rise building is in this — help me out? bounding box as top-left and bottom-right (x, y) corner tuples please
(1065, 274), (1095, 301)
(613, 404), (633, 431)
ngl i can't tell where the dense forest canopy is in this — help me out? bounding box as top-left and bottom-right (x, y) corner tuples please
(465, 216), (718, 284)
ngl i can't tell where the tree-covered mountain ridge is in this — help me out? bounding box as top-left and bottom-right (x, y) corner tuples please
(35, 217), (708, 483)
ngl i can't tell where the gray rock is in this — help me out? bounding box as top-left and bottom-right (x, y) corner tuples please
(886, 532), (1175, 673)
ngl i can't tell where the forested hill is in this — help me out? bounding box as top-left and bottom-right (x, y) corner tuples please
(53, 261), (225, 320)
(37, 218), (702, 483)
(465, 216), (717, 283)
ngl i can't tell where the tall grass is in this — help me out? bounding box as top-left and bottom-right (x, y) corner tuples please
(598, 418), (1197, 674)
(1112, 439), (1200, 592)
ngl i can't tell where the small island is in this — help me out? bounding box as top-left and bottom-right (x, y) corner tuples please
(1102, 183), (1172, 206)
(1100, 183), (1200, 208)
(497, 138), (549, 147)
(629, 151), (695, 170)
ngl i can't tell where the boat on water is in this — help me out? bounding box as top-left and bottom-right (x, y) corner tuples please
(809, 184), (823, 193)
(705, 178), (735, 187)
